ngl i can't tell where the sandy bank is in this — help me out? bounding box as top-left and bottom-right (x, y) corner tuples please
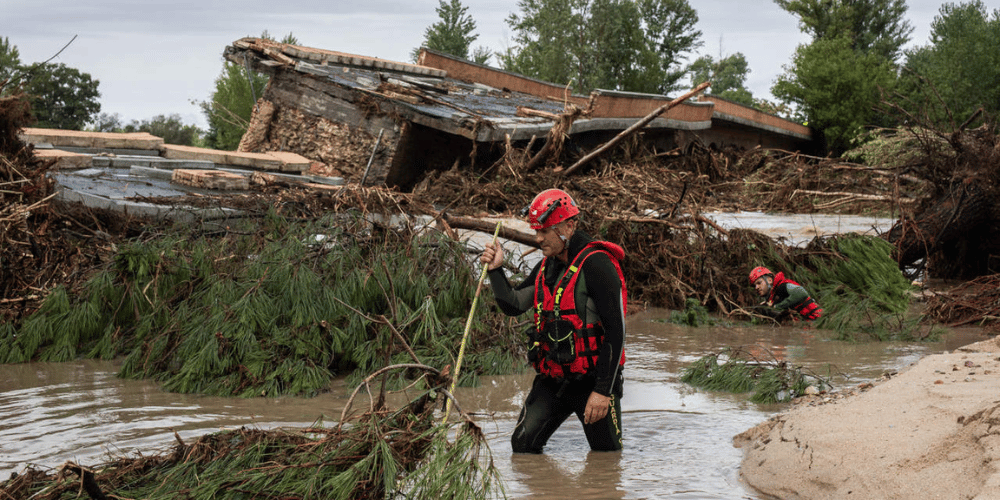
(735, 336), (1000, 500)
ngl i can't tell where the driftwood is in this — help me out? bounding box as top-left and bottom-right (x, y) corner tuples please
(517, 107), (560, 120)
(60, 462), (108, 500)
(441, 213), (538, 247)
(560, 81), (711, 175)
(791, 189), (916, 210)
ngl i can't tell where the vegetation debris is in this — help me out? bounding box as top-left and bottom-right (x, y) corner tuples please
(681, 346), (832, 404)
(0, 376), (505, 499)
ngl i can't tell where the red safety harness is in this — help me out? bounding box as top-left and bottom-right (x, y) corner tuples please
(769, 272), (823, 320)
(531, 241), (627, 378)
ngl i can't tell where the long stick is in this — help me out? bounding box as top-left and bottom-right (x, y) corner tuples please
(359, 128), (384, 186)
(443, 221), (502, 423)
(560, 81), (711, 175)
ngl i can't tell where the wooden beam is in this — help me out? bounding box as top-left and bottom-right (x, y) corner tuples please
(442, 213), (538, 248)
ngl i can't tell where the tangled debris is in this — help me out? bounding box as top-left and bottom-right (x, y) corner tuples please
(876, 121), (1000, 281)
(923, 275), (1000, 333)
(0, 95), (970, 333)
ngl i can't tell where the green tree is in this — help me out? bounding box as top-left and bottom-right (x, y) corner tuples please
(775, 0), (913, 61)
(772, 0), (912, 153)
(89, 112), (203, 146)
(773, 36), (896, 153)
(637, 0), (702, 93)
(499, 0), (702, 94)
(201, 31), (297, 150)
(897, 1), (1000, 129)
(0, 37), (21, 89)
(412, 0), (491, 64)
(686, 53), (753, 105)
(586, 0), (645, 91)
(24, 62), (101, 130)
(133, 114), (203, 146)
(89, 112), (124, 132)
(500, 0), (583, 89)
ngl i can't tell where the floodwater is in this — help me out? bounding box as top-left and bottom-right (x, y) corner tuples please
(0, 211), (959, 498)
(0, 309), (985, 499)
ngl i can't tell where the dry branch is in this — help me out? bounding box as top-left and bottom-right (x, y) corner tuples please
(791, 189), (915, 204)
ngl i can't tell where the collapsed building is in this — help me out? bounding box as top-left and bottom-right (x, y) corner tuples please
(225, 37), (813, 190)
(18, 38), (814, 219)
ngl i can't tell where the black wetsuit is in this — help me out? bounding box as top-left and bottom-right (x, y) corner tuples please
(488, 230), (626, 453)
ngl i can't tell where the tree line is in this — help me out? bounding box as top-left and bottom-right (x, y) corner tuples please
(423, 0), (1000, 154)
(2, 0), (998, 156)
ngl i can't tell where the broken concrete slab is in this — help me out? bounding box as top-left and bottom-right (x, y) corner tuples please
(50, 168), (189, 200)
(59, 147), (163, 157)
(91, 155), (216, 170)
(129, 166), (175, 181)
(264, 151), (312, 172)
(56, 187), (241, 222)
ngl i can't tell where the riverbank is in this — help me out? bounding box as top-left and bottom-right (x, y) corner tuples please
(735, 335), (1000, 500)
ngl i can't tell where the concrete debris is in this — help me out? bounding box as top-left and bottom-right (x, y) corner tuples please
(19, 127), (340, 222)
(172, 169), (250, 190)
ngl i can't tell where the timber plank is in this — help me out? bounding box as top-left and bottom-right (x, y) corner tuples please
(172, 169), (249, 190)
(20, 128), (164, 150)
(162, 144), (309, 173)
(33, 148), (92, 169)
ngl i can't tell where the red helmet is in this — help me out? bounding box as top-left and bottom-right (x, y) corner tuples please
(525, 189), (579, 229)
(749, 266), (773, 284)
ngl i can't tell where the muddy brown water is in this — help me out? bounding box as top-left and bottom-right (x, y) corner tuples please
(0, 308), (985, 499)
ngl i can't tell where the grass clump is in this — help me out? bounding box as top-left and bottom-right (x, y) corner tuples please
(680, 347), (830, 404)
(663, 298), (718, 326)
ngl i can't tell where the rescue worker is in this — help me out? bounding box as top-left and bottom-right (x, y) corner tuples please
(749, 266), (823, 321)
(480, 188), (627, 453)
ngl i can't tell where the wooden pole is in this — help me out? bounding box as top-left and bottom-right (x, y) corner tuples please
(560, 81), (711, 176)
(442, 221), (503, 424)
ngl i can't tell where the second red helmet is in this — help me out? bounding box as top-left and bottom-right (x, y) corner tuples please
(749, 266), (773, 284)
(526, 189), (580, 230)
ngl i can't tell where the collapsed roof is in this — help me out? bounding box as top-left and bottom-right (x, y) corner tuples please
(224, 38), (812, 190)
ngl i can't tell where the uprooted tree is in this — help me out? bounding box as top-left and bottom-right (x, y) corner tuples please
(873, 111), (1000, 281)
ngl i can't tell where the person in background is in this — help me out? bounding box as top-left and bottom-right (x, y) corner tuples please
(749, 266), (823, 321)
(480, 188), (627, 453)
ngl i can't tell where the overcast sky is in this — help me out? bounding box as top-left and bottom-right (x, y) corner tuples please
(4, 0), (944, 130)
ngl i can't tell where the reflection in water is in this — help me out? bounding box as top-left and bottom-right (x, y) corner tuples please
(508, 451), (625, 499)
(0, 309), (986, 498)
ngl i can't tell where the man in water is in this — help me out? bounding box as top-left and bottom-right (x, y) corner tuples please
(749, 266), (823, 321)
(480, 188), (627, 453)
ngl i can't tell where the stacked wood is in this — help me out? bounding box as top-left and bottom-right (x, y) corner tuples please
(162, 144), (310, 173)
(19, 128), (164, 150)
